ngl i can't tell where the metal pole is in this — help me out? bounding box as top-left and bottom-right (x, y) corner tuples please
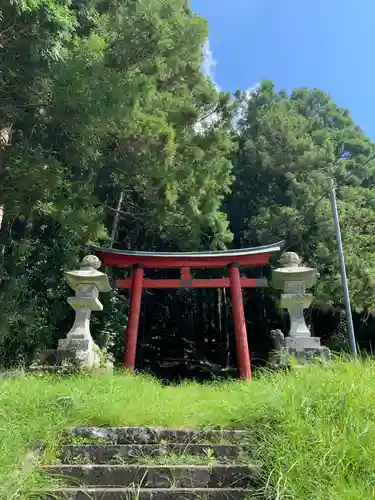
(329, 178), (358, 358)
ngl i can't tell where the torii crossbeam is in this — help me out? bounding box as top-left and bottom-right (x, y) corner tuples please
(92, 241), (283, 380)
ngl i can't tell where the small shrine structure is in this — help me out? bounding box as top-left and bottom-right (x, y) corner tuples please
(92, 242), (283, 380)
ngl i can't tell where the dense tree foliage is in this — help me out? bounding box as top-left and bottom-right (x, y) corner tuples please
(229, 81), (375, 311)
(0, 0), (234, 365)
(1, 2), (375, 370)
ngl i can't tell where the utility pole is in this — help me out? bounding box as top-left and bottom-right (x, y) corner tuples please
(329, 178), (358, 358)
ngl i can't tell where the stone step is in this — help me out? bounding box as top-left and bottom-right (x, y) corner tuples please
(41, 487), (255, 499)
(59, 443), (243, 464)
(42, 464), (260, 488)
(68, 427), (249, 445)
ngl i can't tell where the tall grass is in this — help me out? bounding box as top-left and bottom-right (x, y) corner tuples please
(1, 360), (375, 499)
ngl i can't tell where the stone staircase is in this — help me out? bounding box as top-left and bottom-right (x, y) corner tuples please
(39, 426), (262, 499)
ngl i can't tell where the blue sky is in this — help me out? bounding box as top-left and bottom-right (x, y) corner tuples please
(191, 0), (375, 139)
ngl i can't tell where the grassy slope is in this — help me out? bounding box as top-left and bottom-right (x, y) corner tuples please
(2, 360), (375, 500)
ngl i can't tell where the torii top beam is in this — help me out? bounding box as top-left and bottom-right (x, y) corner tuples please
(91, 241), (283, 269)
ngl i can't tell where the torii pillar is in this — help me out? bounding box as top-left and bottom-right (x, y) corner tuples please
(228, 263), (252, 380)
(124, 265), (144, 370)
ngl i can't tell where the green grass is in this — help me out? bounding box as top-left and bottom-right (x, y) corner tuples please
(2, 359), (375, 499)
(107, 451), (221, 466)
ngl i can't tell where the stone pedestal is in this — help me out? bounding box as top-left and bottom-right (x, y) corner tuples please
(270, 252), (330, 366)
(30, 255), (113, 374)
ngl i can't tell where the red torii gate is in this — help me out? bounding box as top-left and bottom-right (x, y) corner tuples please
(93, 242), (282, 380)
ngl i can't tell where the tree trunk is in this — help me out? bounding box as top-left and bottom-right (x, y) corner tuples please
(109, 191), (124, 248)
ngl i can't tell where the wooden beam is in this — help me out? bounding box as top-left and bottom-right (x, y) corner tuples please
(180, 267), (192, 286)
(98, 252), (272, 269)
(116, 277), (268, 289)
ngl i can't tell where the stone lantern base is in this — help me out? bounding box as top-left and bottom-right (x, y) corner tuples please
(29, 346), (114, 375)
(269, 329), (331, 368)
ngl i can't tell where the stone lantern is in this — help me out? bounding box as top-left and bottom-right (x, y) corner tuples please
(30, 255), (113, 373)
(57, 255), (112, 369)
(271, 252), (330, 364)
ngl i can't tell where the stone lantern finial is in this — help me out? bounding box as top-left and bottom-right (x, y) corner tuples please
(279, 251), (301, 268)
(80, 255), (101, 270)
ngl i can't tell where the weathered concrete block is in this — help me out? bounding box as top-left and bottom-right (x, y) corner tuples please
(59, 443), (243, 464)
(69, 427), (250, 445)
(42, 464), (260, 488)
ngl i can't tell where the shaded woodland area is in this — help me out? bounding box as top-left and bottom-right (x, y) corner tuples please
(1, 0), (375, 377)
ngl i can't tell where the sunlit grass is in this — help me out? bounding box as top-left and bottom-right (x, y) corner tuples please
(1, 359), (375, 499)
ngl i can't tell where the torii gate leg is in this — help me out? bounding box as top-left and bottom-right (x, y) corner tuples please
(228, 263), (252, 380)
(124, 265), (144, 370)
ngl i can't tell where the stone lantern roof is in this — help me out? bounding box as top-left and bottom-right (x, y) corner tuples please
(272, 252), (318, 291)
(65, 255), (111, 293)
